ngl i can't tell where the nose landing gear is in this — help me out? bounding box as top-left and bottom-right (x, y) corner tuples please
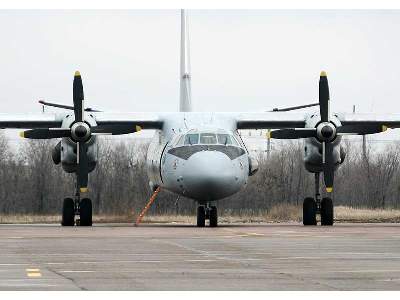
(197, 204), (218, 227)
(303, 173), (334, 226)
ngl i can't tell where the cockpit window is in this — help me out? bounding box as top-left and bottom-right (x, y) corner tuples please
(176, 135), (185, 146)
(184, 134), (199, 145)
(217, 134), (232, 145)
(200, 133), (217, 144)
(181, 131), (241, 146)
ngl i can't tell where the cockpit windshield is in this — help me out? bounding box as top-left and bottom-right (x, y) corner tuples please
(181, 130), (240, 146)
(200, 133), (217, 144)
(184, 134), (199, 145)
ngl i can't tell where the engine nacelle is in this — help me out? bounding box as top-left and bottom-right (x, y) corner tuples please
(58, 113), (98, 173)
(52, 141), (61, 165)
(60, 137), (98, 173)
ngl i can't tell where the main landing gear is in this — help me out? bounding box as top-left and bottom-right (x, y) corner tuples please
(303, 173), (334, 226)
(61, 187), (92, 227)
(197, 204), (218, 227)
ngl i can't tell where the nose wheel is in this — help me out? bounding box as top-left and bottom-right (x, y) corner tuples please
(197, 204), (218, 227)
(303, 173), (334, 226)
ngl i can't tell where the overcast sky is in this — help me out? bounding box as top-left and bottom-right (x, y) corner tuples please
(1, 10), (400, 144)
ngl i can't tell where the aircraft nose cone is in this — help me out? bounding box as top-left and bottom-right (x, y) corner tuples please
(182, 151), (243, 201)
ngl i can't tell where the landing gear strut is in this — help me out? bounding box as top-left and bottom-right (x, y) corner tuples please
(303, 172), (333, 226)
(61, 184), (92, 227)
(197, 204), (218, 227)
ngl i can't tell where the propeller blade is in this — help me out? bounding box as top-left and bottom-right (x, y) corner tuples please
(91, 124), (142, 135)
(20, 128), (71, 139)
(337, 124), (387, 135)
(73, 71), (84, 122)
(268, 128), (317, 139)
(39, 100), (101, 112)
(323, 142), (334, 193)
(76, 142), (89, 192)
(319, 71), (330, 122)
(269, 102), (319, 112)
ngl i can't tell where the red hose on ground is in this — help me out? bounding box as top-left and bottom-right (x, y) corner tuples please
(135, 186), (161, 226)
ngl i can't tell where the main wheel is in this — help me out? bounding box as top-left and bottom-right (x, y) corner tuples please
(197, 206), (206, 227)
(209, 206), (218, 227)
(80, 198), (93, 226)
(303, 197), (317, 226)
(321, 197), (334, 226)
(61, 197), (75, 226)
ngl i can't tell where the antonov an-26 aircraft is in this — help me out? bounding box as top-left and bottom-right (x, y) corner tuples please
(1, 10), (399, 227)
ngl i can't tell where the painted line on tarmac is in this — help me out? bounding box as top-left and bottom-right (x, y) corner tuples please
(26, 268), (42, 278)
(335, 269), (400, 273)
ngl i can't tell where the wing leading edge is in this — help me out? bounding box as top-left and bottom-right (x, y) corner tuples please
(235, 112), (307, 129)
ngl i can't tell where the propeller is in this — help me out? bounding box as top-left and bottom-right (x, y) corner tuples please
(268, 71), (387, 193)
(20, 71), (141, 193)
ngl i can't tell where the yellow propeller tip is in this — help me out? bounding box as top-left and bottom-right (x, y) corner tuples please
(266, 131), (271, 139)
(80, 187), (88, 193)
(320, 71), (327, 77)
(382, 125), (388, 132)
(19, 132), (25, 138)
(135, 125), (142, 132)
(326, 187), (333, 193)
(74, 71), (81, 77)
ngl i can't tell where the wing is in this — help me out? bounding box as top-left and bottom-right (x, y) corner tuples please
(337, 113), (400, 128)
(235, 112), (306, 129)
(93, 112), (164, 130)
(0, 113), (63, 129)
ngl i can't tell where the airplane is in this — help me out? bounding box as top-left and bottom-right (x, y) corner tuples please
(1, 10), (399, 227)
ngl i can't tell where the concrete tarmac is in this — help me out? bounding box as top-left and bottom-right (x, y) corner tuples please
(0, 222), (400, 290)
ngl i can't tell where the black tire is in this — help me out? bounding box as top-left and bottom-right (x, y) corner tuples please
(197, 206), (205, 227)
(209, 206), (218, 227)
(321, 197), (334, 226)
(61, 197), (75, 226)
(303, 197), (317, 226)
(80, 198), (93, 226)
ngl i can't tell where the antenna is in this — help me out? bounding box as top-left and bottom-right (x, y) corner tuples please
(179, 9), (192, 112)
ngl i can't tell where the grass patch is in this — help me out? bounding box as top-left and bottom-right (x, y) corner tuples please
(1, 205), (400, 224)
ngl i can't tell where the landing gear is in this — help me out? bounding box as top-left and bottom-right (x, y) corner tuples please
(197, 204), (218, 227)
(321, 197), (333, 226)
(61, 198), (75, 226)
(209, 206), (218, 227)
(303, 197), (317, 225)
(197, 206), (206, 227)
(61, 185), (93, 227)
(302, 173), (334, 226)
(80, 198), (93, 226)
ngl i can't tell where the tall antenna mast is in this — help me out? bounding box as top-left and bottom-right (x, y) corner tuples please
(179, 9), (192, 112)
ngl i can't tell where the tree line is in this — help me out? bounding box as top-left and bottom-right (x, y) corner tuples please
(0, 131), (399, 216)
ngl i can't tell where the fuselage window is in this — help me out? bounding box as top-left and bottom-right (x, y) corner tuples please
(184, 134), (199, 145)
(217, 134), (232, 145)
(200, 133), (217, 144)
